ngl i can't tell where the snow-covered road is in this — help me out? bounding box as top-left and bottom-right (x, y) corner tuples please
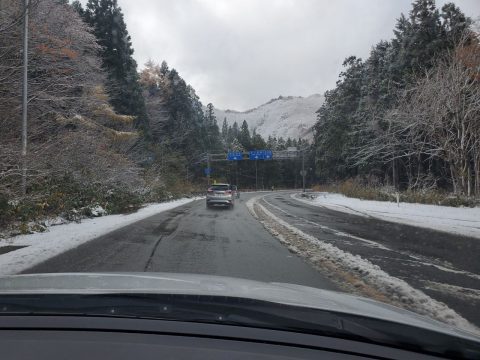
(294, 192), (480, 239)
(253, 192), (480, 333)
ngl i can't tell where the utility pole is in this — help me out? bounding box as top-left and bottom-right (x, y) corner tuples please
(302, 149), (306, 193)
(236, 161), (239, 188)
(21, 0), (29, 196)
(206, 152), (211, 187)
(255, 160), (258, 191)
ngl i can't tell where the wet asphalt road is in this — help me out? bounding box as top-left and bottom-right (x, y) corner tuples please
(24, 193), (337, 290)
(260, 192), (480, 328)
(24, 191), (480, 327)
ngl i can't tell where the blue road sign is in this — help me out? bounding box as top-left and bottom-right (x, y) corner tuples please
(249, 150), (273, 160)
(204, 167), (212, 175)
(227, 151), (243, 161)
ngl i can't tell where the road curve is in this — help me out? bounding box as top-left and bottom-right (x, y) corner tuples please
(24, 190), (480, 328)
(259, 192), (480, 328)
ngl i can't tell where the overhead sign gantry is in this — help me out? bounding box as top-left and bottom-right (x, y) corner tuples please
(203, 147), (309, 191)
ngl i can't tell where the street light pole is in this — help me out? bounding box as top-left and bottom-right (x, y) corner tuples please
(21, 0), (29, 196)
(302, 149), (306, 193)
(206, 152), (211, 187)
(255, 160), (258, 191)
(236, 161), (239, 188)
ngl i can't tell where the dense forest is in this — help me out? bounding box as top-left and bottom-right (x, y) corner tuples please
(313, 0), (480, 198)
(0, 0), (308, 231)
(0, 0), (478, 231)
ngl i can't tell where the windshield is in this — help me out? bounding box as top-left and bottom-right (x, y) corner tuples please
(1, 0), (480, 355)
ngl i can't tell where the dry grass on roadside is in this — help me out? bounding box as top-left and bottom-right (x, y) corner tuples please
(312, 179), (477, 207)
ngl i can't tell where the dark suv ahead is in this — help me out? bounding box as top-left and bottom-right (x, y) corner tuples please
(206, 183), (234, 209)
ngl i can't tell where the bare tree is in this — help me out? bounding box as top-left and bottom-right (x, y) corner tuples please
(352, 32), (480, 197)
(1, 0), (143, 201)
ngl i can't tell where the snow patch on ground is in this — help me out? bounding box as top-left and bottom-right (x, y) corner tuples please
(266, 198), (391, 251)
(246, 196), (259, 217)
(422, 281), (480, 302)
(265, 197), (480, 283)
(90, 204), (107, 217)
(249, 196), (478, 333)
(293, 193), (480, 239)
(0, 198), (199, 275)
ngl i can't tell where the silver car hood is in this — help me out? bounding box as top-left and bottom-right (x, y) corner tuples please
(0, 272), (478, 341)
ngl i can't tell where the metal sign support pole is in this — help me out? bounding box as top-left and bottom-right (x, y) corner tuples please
(236, 161), (239, 187)
(255, 160), (258, 191)
(207, 153), (211, 187)
(302, 150), (306, 193)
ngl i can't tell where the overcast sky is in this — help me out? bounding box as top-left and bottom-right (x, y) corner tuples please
(93, 0), (479, 110)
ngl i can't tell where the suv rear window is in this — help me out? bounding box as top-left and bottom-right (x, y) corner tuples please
(210, 185), (230, 191)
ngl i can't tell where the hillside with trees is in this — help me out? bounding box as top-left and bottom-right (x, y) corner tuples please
(1, 0), (144, 230)
(1, 0), (478, 234)
(74, 0), (149, 134)
(0, 0), (307, 233)
(313, 0), (479, 201)
(212, 94), (324, 141)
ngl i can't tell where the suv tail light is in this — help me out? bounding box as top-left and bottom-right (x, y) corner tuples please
(207, 188), (213, 193)
(226, 190), (232, 194)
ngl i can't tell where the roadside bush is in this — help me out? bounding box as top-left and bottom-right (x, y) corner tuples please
(312, 180), (390, 201)
(0, 194), (15, 227)
(399, 189), (477, 207)
(313, 179), (478, 208)
(104, 189), (142, 214)
(0, 174), (147, 232)
(1, 166), (206, 233)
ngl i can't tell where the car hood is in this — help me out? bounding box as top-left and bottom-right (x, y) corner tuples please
(0, 272), (478, 340)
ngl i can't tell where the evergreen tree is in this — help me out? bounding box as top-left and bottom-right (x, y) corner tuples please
(312, 0), (472, 188)
(230, 137), (244, 151)
(205, 103), (216, 126)
(71, 0), (84, 16)
(239, 120), (251, 149)
(139, 61), (222, 162)
(81, 0), (149, 133)
(232, 121), (240, 139)
(221, 117), (228, 142)
(440, 3), (472, 46)
(160, 60), (169, 75)
(204, 103), (221, 151)
(251, 131), (266, 150)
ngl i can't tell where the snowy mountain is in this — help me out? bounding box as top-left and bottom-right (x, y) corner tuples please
(214, 94), (324, 141)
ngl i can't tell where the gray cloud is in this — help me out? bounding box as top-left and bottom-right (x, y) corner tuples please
(102, 0), (479, 110)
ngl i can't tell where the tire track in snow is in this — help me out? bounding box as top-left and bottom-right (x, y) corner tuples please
(246, 195), (479, 334)
(283, 195), (480, 282)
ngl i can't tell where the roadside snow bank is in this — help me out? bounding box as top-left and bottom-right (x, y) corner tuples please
(0, 198), (198, 275)
(247, 196), (478, 334)
(294, 193), (480, 239)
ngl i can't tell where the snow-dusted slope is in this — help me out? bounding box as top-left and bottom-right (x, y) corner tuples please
(214, 94), (324, 140)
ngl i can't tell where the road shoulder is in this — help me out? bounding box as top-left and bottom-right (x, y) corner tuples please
(292, 192), (480, 239)
(0, 198), (199, 275)
(246, 194), (478, 334)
